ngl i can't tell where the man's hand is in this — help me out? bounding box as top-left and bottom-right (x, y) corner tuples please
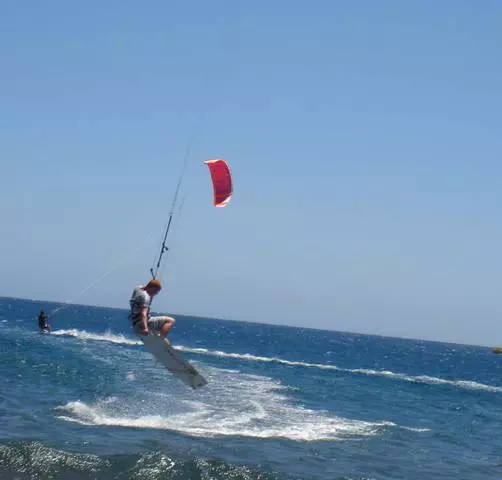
(139, 324), (149, 336)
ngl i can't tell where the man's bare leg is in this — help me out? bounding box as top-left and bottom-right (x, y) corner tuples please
(159, 317), (176, 340)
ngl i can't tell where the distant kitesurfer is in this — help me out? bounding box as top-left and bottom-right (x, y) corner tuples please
(38, 310), (51, 332)
(129, 279), (175, 340)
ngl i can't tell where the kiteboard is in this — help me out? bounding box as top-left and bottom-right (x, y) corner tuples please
(141, 335), (208, 389)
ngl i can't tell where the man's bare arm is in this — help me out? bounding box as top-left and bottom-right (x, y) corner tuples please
(139, 307), (149, 335)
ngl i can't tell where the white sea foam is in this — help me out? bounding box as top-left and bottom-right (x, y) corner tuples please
(52, 329), (141, 346)
(56, 372), (410, 441)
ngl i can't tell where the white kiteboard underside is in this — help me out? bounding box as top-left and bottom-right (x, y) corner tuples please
(141, 335), (208, 389)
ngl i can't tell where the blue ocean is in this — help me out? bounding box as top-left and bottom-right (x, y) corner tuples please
(1, 296), (501, 479)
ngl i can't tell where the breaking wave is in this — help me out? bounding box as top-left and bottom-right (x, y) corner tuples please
(0, 441), (290, 480)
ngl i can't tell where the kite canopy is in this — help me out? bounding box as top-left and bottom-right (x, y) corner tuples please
(204, 159), (233, 207)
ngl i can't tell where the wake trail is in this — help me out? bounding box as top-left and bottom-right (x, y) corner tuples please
(51, 329), (502, 394)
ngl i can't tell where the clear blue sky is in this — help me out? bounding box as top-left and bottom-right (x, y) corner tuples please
(1, 1), (501, 345)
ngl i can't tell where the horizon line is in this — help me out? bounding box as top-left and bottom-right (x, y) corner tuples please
(0, 295), (494, 350)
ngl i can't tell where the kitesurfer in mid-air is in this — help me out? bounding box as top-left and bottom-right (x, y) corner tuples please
(38, 310), (51, 332)
(129, 279), (175, 340)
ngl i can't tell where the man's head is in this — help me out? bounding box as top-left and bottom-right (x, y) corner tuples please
(145, 278), (162, 296)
